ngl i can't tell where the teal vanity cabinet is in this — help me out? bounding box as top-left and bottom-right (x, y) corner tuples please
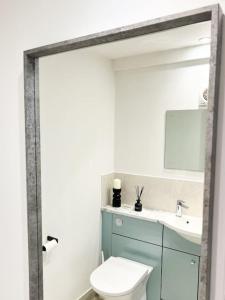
(112, 214), (163, 300)
(102, 211), (163, 300)
(161, 248), (199, 300)
(162, 227), (201, 300)
(101, 210), (201, 300)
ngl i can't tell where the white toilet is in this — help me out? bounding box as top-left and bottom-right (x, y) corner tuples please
(90, 257), (153, 300)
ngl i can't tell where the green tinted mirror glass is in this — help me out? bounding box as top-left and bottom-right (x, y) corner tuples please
(165, 109), (207, 171)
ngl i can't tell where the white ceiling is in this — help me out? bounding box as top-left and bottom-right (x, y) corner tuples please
(84, 21), (211, 59)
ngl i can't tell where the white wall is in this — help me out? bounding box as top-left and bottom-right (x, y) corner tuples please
(39, 50), (114, 299)
(114, 50), (209, 181)
(1, 1), (225, 300)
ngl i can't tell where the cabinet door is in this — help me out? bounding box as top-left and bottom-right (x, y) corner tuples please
(112, 234), (162, 300)
(112, 214), (163, 245)
(161, 248), (199, 300)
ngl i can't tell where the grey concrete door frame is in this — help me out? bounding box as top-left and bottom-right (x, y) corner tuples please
(24, 5), (223, 300)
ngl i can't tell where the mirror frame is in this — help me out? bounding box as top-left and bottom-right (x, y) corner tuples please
(24, 5), (223, 300)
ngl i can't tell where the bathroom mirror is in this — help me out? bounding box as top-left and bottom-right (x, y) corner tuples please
(165, 109), (207, 171)
(24, 5), (222, 300)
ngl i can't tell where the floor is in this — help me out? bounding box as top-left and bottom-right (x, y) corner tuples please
(90, 294), (101, 300)
(87, 292), (101, 300)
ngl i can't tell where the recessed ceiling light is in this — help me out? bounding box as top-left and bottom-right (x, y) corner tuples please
(198, 37), (211, 43)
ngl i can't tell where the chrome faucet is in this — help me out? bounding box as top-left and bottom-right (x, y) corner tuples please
(176, 200), (189, 217)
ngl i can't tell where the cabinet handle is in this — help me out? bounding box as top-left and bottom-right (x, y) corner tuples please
(191, 260), (196, 265)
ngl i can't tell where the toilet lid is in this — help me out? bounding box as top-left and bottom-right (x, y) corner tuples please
(90, 257), (153, 297)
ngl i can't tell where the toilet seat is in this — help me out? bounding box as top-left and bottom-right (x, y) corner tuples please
(90, 257), (153, 297)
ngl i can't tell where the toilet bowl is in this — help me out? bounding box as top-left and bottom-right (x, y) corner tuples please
(90, 257), (153, 300)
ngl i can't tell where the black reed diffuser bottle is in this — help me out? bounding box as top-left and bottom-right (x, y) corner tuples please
(135, 186), (144, 212)
(112, 179), (121, 207)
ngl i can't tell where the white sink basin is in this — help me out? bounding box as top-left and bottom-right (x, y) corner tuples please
(160, 214), (202, 245)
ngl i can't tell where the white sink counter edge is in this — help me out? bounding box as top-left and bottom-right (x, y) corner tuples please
(102, 205), (202, 240)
